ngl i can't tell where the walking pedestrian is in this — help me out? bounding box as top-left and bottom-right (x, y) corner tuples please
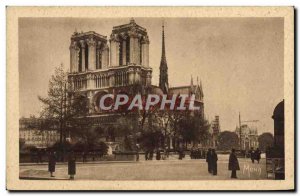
(145, 150), (149, 161)
(162, 149), (167, 160)
(156, 149), (161, 160)
(37, 150), (42, 163)
(255, 148), (261, 163)
(190, 148), (194, 159)
(228, 149), (240, 179)
(178, 149), (183, 160)
(149, 150), (154, 160)
(82, 151), (87, 163)
(136, 144), (140, 162)
(48, 151), (56, 177)
(68, 151), (76, 180)
(250, 147), (255, 163)
(211, 149), (218, 175)
(206, 148), (212, 173)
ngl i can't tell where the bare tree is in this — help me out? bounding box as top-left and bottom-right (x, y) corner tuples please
(38, 64), (89, 158)
(38, 64), (68, 150)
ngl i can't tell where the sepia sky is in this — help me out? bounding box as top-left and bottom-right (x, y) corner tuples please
(19, 17), (284, 134)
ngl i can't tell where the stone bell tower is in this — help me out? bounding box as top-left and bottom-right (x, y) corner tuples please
(69, 31), (109, 73)
(110, 18), (150, 68)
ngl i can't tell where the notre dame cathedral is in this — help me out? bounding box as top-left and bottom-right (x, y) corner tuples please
(67, 19), (204, 151)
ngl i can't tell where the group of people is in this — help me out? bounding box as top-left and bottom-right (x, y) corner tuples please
(249, 148), (261, 163)
(206, 148), (240, 178)
(144, 149), (169, 161)
(48, 147), (245, 179)
(48, 151), (76, 180)
(144, 150), (154, 160)
(190, 148), (206, 159)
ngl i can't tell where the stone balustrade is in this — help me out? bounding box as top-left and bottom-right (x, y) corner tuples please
(68, 65), (152, 91)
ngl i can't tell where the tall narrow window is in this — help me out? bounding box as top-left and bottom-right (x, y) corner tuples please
(85, 42), (89, 70)
(79, 47), (82, 72)
(139, 40), (142, 65)
(126, 37), (130, 64)
(99, 51), (102, 69)
(119, 41), (123, 66)
(96, 49), (102, 69)
(96, 49), (99, 69)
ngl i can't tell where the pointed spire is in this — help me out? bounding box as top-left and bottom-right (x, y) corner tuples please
(191, 75), (194, 86)
(197, 76), (199, 85)
(159, 20), (169, 94)
(161, 21), (167, 64)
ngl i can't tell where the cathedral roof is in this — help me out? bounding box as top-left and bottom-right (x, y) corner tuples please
(169, 86), (193, 93)
(169, 85), (196, 94)
(150, 85), (164, 96)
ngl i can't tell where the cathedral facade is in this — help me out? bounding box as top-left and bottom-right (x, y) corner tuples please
(67, 19), (204, 150)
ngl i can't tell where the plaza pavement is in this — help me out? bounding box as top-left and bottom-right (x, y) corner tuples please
(19, 154), (269, 180)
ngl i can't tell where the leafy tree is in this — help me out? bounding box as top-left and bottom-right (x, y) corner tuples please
(71, 141), (108, 155)
(94, 141), (109, 155)
(139, 130), (163, 151)
(51, 141), (72, 152)
(217, 131), (239, 151)
(258, 132), (274, 152)
(19, 138), (26, 151)
(114, 116), (140, 151)
(70, 123), (105, 149)
(177, 114), (210, 148)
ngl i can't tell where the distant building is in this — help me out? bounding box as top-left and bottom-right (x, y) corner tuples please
(235, 124), (258, 150)
(19, 118), (60, 148)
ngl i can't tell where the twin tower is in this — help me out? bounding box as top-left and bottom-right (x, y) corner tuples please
(68, 19), (152, 91)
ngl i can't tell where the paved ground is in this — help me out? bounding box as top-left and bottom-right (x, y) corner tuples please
(20, 154), (268, 180)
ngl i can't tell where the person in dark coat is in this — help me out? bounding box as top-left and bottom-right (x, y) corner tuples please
(68, 151), (76, 180)
(211, 149), (218, 175)
(178, 149), (184, 160)
(149, 150), (154, 160)
(228, 149), (240, 179)
(82, 151), (87, 163)
(156, 149), (161, 160)
(145, 150), (149, 161)
(250, 147), (255, 163)
(37, 150), (42, 163)
(206, 148), (212, 173)
(255, 148), (261, 163)
(48, 151), (56, 177)
(190, 148), (194, 159)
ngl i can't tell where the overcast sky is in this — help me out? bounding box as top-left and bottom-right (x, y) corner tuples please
(19, 17), (284, 134)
